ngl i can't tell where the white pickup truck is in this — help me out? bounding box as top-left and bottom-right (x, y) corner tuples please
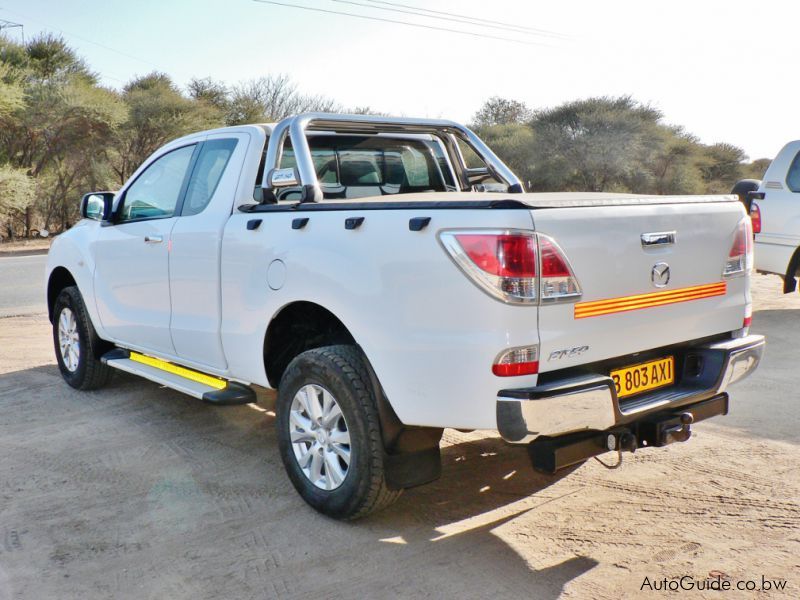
(46, 113), (764, 519)
(744, 140), (800, 293)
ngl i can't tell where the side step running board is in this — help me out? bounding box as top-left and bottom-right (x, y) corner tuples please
(101, 349), (256, 406)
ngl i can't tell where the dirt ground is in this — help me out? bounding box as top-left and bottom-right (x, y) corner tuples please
(0, 274), (797, 599)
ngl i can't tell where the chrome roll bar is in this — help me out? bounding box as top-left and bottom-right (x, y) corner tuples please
(261, 112), (523, 202)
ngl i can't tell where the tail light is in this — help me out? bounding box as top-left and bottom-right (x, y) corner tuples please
(723, 218), (753, 278)
(492, 345), (539, 376)
(750, 202), (761, 234)
(539, 236), (582, 301)
(743, 303), (752, 329)
(439, 230), (581, 305)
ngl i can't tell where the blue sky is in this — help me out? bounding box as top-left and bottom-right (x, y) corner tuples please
(1, 0), (797, 160)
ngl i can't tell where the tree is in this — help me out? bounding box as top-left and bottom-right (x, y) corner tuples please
(473, 123), (535, 188)
(0, 34), (123, 236)
(742, 158), (771, 181)
(472, 97), (533, 128)
(699, 143), (749, 193)
(187, 77), (229, 111)
(110, 72), (222, 184)
(225, 74), (340, 125)
(529, 96), (666, 192)
(0, 165), (35, 238)
(348, 106), (388, 116)
(24, 33), (96, 83)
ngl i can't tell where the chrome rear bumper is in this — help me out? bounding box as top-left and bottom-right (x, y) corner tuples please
(497, 334), (765, 444)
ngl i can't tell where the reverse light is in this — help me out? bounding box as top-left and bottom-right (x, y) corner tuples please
(439, 230), (581, 305)
(492, 345), (539, 376)
(750, 202), (761, 234)
(723, 218), (753, 278)
(539, 236), (582, 302)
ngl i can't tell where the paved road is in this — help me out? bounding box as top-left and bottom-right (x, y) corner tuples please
(0, 254), (47, 317)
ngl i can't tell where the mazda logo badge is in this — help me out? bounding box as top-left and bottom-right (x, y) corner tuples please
(651, 262), (670, 288)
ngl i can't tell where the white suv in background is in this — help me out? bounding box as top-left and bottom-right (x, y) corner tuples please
(750, 141), (800, 292)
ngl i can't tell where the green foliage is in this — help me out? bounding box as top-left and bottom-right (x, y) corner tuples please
(0, 70), (25, 117)
(473, 95), (762, 194)
(110, 71), (224, 183)
(188, 77), (230, 111)
(24, 33), (96, 84)
(528, 96), (664, 192)
(472, 97), (532, 127)
(472, 123), (535, 184)
(742, 158), (771, 180)
(0, 165), (35, 222)
(0, 33), (770, 239)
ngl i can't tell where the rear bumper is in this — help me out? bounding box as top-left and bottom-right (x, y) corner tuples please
(496, 334), (765, 444)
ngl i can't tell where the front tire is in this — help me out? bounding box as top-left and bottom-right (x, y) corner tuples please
(52, 286), (113, 390)
(276, 345), (400, 520)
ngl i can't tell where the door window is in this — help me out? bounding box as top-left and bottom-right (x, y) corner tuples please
(786, 151), (800, 192)
(120, 145), (196, 222)
(182, 138), (239, 216)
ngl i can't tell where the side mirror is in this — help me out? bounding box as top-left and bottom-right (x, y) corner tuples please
(730, 179), (761, 212)
(80, 192), (115, 222)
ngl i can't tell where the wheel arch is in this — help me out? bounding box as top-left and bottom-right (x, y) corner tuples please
(263, 300), (357, 388)
(783, 245), (800, 294)
(47, 266), (78, 323)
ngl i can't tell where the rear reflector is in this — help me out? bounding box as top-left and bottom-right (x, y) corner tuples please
(492, 345), (539, 376)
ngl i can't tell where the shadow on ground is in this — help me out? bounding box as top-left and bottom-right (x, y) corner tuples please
(0, 365), (597, 599)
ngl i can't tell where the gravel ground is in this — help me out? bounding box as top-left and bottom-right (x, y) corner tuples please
(0, 274), (797, 599)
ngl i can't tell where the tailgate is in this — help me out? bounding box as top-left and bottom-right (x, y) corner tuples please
(532, 201), (749, 373)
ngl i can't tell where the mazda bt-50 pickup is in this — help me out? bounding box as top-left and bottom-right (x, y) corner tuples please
(46, 113), (764, 519)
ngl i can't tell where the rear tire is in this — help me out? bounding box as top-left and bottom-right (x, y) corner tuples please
(276, 345), (400, 520)
(52, 286), (113, 390)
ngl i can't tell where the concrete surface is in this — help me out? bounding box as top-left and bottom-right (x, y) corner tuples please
(0, 274), (797, 599)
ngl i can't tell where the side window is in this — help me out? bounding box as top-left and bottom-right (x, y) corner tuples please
(786, 151), (800, 193)
(182, 138), (239, 216)
(121, 145), (196, 222)
(400, 146), (433, 187)
(280, 147), (337, 183)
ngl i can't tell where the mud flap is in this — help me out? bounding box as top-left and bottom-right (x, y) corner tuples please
(384, 446), (442, 490)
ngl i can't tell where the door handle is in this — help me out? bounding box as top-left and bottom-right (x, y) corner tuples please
(144, 235), (163, 243)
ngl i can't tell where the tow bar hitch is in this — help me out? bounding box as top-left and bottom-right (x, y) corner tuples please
(528, 395), (726, 474)
(644, 411), (694, 446)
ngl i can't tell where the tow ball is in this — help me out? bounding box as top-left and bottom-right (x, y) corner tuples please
(528, 396), (727, 474)
(660, 412), (694, 445)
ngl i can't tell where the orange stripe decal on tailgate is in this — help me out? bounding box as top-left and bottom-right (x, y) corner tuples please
(574, 282), (727, 319)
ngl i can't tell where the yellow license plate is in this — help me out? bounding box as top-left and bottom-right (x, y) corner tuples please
(611, 356), (675, 398)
